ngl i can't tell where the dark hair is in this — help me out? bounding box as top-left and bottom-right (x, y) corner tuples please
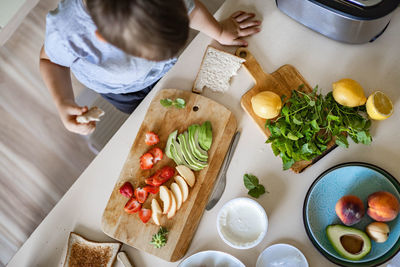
(86, 0), (189, 61)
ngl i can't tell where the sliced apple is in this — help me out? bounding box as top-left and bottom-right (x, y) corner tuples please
(159, 186), (172, 214)
(175, 175), (189, 202)
(151, 199), (162, 225)
(167, 191), (177, 219)
(170, 182), (183, 210)
(176, 165), (195, 187)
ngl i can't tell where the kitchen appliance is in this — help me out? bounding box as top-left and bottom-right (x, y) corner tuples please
(276, 0), (399, 44)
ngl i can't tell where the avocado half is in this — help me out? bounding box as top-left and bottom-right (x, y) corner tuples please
(326, 225), (371, 261)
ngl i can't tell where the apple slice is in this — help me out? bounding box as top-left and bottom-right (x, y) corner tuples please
(151, 199), (162, 225)
(176, 165), (195, 187)
(171, 182), (183, 210)
(159, 186), (172, 214)
(167, 191), (177, 219)
(175, 175), (189, 202)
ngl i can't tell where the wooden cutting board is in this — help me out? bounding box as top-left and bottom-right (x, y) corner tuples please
(236, 48), (336, 173)
(101, 89), (236, 262)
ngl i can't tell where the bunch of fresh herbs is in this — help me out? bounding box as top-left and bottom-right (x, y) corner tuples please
(266, 85), (372, 170)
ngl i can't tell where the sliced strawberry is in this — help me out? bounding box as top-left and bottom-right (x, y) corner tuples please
(160, 166), (175, 179)
(119, 182), (134, 198)
(145, 170), (162, 186)
(124, 197), (142, 214)
(144, 185), (159, 194)
(149, 147), (163, 163)
(134, 187), (149, 204)
(140, 153), (154, 170)
(154, 175), (170, 186)
(145, 132), (159, 146)
(139, 208), (152, 223)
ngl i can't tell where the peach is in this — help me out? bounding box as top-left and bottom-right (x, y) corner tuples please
(335, 195), (365, 226)
(367, 191), (400, 222)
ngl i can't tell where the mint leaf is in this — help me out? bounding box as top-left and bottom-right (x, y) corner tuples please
(335, 135), (349, 148)
(161, 98), (186, 109)
(172, 98), (186, 109)
(160, 98), (173, 107)
(243, 174), (258, 190)
(248, 185), (266, 198)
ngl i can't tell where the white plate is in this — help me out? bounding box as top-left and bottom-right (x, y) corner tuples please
(256, 244), (308, 267)
(179, 250), (245, 267)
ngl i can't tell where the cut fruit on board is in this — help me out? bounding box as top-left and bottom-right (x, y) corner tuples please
(101, 89), (236, 262)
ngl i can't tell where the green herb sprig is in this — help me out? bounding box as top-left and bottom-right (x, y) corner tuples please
(160, 98), (186, 109)
(266, 85), (372, 170)
(150, 227), (168, 248)
(243, 174), (267, 198)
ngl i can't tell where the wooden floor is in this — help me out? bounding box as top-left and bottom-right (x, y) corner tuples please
(0, 0), (95, 265)
(0, 0), (224, 265)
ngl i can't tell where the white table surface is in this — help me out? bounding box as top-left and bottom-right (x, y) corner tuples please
(8, 0), (400, 266)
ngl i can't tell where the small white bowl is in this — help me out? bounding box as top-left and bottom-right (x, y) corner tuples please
(217, 197), (268, 249)
(256, 243), (308, 267)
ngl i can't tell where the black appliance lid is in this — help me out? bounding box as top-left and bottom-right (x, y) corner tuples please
(308, 0), (399, 20)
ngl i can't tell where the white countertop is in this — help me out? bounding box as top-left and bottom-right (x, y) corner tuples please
(8, 0), (400, 266)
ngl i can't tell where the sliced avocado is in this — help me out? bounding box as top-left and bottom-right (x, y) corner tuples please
(173, 138), (202, 171)
(198, 121), (212, 151)
(170, 141), (183, 165)
(165, 130), (178, 159)
(184, 131), (208, 166)
(177, 133), (207, 170)
(326, 225), (371, 261)
(188, 125), (208, 161)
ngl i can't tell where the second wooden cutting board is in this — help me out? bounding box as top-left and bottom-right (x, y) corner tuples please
(236, 48), (336, 173)
(102, 89), (236, 262)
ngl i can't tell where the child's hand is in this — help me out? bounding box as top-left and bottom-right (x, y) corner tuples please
(58, 100), (96, 135)
(217, 11), (261, 46)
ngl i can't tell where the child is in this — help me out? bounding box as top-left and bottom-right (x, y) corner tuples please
(40, 0), (261, 135)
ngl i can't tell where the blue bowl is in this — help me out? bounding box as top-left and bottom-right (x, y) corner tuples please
(303, 162), (400, 266)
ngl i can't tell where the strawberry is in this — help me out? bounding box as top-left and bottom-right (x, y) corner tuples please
(124, 197), (142, 214)
(160, 166), (175, 179)
(145, 170), (162, 186)
(134, 187), (149, 204)
(119, 182), (134, 198)
(144, 185), (159, 194)
(149, 147), (163, 163)
(140, 153), (154, 170)
(145, 132), (159, 146)
(139, 208), (152, 223)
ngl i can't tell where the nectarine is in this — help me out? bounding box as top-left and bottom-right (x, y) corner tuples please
(367, 191), (400, 222)
(335, 195), (365, 226)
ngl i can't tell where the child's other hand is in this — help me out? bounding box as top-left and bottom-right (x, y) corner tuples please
(58, 100), (95, 135)
(217, 11), (261, 46)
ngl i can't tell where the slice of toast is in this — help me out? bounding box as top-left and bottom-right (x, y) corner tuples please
(76, 106), (105, 124)
(193, 46), (245, 93)
(63, 232), (121, 267)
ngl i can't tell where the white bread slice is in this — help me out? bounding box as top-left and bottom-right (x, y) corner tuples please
(193, 46), (245, 93)
(76, 106), (105, 124)
(63, 232), (121, 267)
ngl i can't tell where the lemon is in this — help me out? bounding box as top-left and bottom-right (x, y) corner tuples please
(251, 91), (282, 119)
(366, 91), (394, 120)
(332, 78), (367, 107)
